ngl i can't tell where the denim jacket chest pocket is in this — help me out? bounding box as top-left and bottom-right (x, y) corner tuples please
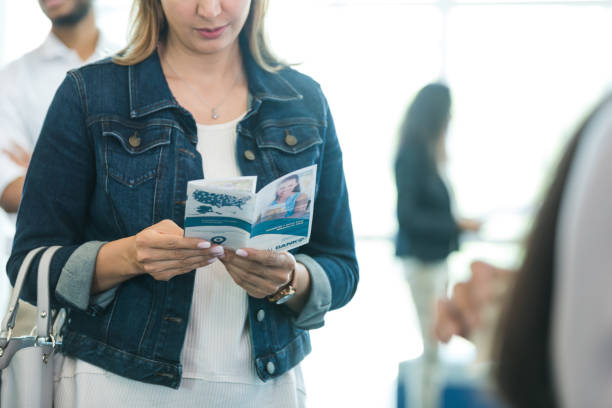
(254, 124), (323, 180)
(102, 120), (172, 235)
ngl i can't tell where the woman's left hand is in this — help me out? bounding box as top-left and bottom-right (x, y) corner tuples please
(220, 248), (296, 299)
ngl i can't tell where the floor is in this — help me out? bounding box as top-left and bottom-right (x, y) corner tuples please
(300, 237), (517, 408)
(301, 239), (424, 407)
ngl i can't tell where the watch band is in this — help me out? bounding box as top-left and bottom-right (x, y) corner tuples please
(268, 267), (296, 304)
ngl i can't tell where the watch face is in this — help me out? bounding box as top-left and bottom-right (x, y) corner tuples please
(275, 292), (295, 305)
(273, 285), (296, 304)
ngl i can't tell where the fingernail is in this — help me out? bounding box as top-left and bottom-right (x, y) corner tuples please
(197, 241), (211, 249)
(236, 249), (248, 257)
(211, 246), (224, 256)
(207, 257), (217, 264)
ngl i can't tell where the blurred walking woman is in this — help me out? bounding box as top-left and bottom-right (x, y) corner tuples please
(394, 83), (479, 407)
(7, 1), (358, 406)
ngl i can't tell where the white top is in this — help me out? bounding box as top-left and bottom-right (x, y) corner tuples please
(552, 98), (612, 408)
(0, 31), (117, 212)
(54, 116), (305, 408)
(183, 117), (253, 381)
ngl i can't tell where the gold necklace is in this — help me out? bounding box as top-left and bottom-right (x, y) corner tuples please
(163, 56), (241, 120)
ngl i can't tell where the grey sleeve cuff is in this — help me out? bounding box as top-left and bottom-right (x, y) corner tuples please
(292, 253), (332, 330)
(55, 241), (117, 312)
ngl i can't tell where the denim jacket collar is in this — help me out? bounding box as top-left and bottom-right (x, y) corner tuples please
(128, 50), (180, 119)
(128, 43), (302, 119)
(240, 40), (303, 103)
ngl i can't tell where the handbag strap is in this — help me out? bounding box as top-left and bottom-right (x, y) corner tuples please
(1, 246), (46, 333)
(0, 246), (62, 366)
(37, 246), (61, 338)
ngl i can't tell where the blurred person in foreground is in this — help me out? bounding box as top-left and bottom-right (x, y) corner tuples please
(6, 0), (358, 406)
(0, 0), (115, 215)
(394, 82), (481, 408)
(435, 95), (612, 407)
(551, 96), (612, 408)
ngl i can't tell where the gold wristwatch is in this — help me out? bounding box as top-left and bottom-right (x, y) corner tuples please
(268, 268), (296, 304)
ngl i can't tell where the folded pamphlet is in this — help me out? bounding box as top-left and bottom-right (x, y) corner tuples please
(184, 165), (317, 251)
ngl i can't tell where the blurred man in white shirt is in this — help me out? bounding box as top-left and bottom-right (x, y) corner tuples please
(0, 0), (117, 214)
(0, 0), (117, 324)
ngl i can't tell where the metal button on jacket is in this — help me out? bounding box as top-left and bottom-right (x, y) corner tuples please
(256, 309), (266, 322)
(284, 131), (298, 147)
(244, 150), (256, 161)
(266, 361), (276, 375)
(128, 132), (141, 148)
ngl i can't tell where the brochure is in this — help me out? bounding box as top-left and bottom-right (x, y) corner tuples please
(184, 165), (317, 251)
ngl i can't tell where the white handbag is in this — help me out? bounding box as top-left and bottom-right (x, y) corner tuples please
(0, 246), (64, 408)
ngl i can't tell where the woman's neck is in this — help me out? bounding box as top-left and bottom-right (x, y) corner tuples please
(162, 34), (244, 86)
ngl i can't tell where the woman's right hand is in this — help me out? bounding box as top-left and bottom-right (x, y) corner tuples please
(93, 220), (223, 293)
(130, 219), (224, 281)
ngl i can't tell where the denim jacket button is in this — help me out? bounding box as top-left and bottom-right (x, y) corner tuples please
(128, 132), (141, 147)
(244, 150), (256, 161)
(266, 361), (276, 375)
(284, 132), (298, 147)
(256, 309), (265, 322)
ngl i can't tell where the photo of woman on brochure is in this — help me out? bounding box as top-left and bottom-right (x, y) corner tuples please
(260, 174), (310, 221)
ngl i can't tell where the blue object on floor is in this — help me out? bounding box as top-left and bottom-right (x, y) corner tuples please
(441, 383), (504, 408)
(397, 358), (506, 408)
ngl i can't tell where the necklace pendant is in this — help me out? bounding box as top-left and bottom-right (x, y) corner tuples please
(212, 108), (219, 120)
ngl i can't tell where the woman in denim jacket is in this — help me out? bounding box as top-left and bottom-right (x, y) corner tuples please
(6, 0), (358, 406)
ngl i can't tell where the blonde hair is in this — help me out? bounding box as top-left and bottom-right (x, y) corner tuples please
(114, 0), (283, 72)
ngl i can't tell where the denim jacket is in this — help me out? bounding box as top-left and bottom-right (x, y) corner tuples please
(7, 42), (358, 388)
